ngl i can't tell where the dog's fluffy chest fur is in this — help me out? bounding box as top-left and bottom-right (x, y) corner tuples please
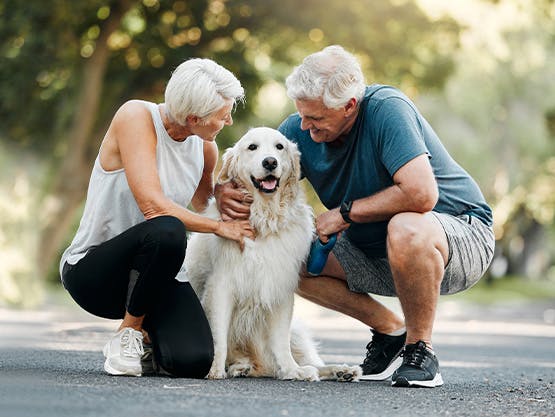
(186, 195), (313, 308)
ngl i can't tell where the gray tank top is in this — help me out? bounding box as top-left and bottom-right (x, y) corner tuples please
(59, 101), (204, 282)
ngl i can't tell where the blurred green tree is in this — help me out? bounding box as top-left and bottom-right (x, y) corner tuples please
(0, 0), (459, 281)
(417, 0), (555, 280)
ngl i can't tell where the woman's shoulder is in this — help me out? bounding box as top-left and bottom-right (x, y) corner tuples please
(202, 140), (218, 168)
(115, 100), (154, 120)
(108, 100), (158, 136)
(105, 100), (159, 147)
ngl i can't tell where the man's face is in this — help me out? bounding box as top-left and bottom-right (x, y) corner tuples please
(294, 98), (356, 143)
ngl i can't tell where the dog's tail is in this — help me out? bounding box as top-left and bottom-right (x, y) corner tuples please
(290, 318), (325, 367)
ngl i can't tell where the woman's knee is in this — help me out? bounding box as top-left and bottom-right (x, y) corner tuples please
(145, 216), (187, 253)
(161, 348), (214, 378)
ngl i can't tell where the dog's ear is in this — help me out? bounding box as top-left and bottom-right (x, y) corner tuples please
(281, 141), (302, 190)
(217, 147), (238, 184)
(288, 141), (302, 182)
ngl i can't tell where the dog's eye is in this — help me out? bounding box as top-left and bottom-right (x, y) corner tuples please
(248, 144), (258, 151)
(276, 143), (284, 150)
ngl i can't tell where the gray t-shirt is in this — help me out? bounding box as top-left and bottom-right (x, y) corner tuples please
(278, 85), (492, 257)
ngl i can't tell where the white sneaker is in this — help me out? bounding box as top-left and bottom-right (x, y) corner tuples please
(102, 328), (144, 376)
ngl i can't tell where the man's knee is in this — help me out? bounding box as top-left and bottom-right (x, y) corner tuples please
(387, 212), (448, 273)
(387, 213), (428, 255)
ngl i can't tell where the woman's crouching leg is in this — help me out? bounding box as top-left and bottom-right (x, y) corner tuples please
(145, 281), (214, 378)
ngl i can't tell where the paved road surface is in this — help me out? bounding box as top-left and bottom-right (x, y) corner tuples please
(0, 292), (553, 417)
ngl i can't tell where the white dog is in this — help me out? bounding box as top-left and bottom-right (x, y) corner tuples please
(185, 127), (361, 382)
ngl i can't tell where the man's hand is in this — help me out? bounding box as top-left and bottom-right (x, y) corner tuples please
(315, 208), (350, 242)
(214, 181), (252, 221)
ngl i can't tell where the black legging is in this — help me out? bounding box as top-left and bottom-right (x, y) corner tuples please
(61, 215), (213, 378)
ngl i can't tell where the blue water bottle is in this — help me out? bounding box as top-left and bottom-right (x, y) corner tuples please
(306, 234), (337, 276)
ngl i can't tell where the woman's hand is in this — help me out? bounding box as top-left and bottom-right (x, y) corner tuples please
(215, 219), (255, 250)
(214, 181), (252, 221)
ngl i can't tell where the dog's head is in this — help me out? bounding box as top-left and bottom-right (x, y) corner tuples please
(218, 127), (301, 196)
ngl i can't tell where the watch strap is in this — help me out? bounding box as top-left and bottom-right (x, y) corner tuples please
(340, 200), (353, 223)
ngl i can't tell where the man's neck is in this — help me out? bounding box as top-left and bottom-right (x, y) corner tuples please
(335, 106), (360, 144)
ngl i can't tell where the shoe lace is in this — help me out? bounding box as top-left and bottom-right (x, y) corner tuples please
(120, 328), (144, 358)
(400, 341), (428, 369)
(362, 335), (385, 366)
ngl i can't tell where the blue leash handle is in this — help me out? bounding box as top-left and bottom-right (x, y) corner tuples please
(306, 233), (337, 276)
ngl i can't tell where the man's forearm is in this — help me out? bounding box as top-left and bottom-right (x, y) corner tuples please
(348, 183), (437, 224)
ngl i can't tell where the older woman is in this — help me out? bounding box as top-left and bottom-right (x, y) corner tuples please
(59, 58), (254, 378)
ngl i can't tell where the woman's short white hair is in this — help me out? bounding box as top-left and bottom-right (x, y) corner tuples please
(285, 45), (366, 109)
(165, 58), (244, 125)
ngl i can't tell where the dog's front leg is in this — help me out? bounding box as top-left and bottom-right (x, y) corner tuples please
(203, 279), (233, 379)
(268, 298), (319, 381)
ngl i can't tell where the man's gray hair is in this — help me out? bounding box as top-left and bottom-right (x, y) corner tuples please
(285, 45), (366, 109)
(165, 58), (244, 125)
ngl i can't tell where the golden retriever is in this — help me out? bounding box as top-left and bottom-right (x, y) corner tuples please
(185, 127), (361, 382)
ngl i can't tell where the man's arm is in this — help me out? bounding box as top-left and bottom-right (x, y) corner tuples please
(315, 153), (438, 240)
(214, 181), (253, 221)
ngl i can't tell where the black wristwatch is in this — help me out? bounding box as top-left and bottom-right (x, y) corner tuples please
(340, 200), (354, 223)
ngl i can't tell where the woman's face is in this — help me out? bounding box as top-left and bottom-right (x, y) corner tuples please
(193, 100), (234, 142)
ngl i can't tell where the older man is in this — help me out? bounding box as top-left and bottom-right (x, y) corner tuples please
(217, 45), (494, 387)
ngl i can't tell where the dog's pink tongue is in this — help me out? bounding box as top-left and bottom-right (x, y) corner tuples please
(261, 178), (277, 190)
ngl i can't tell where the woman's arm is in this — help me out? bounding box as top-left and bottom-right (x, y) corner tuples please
(190, 141), (218, 213)
(106, 101), (254, 244)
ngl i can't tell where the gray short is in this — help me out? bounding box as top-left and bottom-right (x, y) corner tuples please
(332, 213), (495, 296)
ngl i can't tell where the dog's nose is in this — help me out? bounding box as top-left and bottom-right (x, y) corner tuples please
(262, 157), (278, 171)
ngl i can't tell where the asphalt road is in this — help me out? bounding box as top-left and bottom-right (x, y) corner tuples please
(0, 292), (553, 417)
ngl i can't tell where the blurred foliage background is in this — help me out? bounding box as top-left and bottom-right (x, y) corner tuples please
(0, 0), (554, 307)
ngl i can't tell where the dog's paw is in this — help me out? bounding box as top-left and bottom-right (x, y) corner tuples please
(227, 362), (253, 378)
(206, 364), (227, 380)
(279, 365), (320, 382)
(332, 364), (362, 383)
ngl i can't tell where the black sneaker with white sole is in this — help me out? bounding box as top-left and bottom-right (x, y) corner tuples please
(391, 341), (444, 388)
(359, 330), (406, 381)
